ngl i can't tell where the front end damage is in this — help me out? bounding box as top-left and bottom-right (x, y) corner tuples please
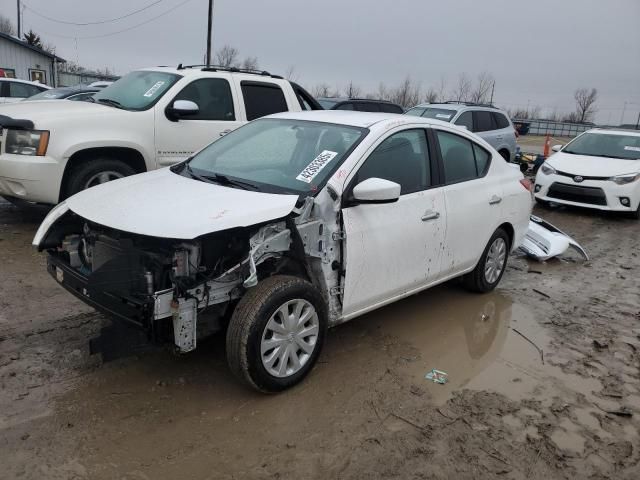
(34, 193), (345, 354)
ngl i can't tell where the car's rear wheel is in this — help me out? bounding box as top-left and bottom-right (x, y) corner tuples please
(226, 275), (327, 393)
(464, 228), (510, 293)
(65, 158), (137, 198)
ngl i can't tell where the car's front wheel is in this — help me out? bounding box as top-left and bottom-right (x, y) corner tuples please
(464, 228), (510, 293)
(226, 275), (328, 392)
(65, 158), (137, 198)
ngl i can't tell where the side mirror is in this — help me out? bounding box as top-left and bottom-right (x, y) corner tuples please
(551, 144), (563, 152)
(352, 178), (400, 204)
(166, 100), (199, 121)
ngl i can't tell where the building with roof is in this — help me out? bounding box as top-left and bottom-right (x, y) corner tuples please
(0, 31), (66, 87)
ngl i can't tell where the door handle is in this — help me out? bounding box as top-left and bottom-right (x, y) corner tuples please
(219, 129), (232, 137)
(421, 211), (440, 221)
(489, 195), (502, 205)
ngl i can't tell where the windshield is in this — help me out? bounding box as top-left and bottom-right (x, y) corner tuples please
(318, 99), (339, 109)
(93, 70), (180, 111)
(405, 107), (426, 117)
(184, 118), (368, 194)
(404, 107), (457, 121)
(563, 132), (640, 160)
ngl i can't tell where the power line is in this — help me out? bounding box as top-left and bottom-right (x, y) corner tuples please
(23, 0), (166, 26)
(32, 0), (194, 40)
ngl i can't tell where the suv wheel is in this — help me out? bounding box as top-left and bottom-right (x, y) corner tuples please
(66, 158), (137, 198)
(226, 275), (328, 392)
(463, 228), (510, 293)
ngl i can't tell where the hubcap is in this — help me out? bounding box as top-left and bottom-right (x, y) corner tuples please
(84, 171), (125, 189)
(484, 237), (507, 284)
(260, 299), (319, 378)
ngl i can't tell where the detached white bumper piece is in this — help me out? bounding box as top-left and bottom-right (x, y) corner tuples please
(519, 215), (588, 262)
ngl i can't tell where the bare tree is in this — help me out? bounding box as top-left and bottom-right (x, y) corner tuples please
(0, 14), (15, 35)
(452, 73), (471, 102)
(313, 83), (331, 98)
(241, 56), (259, 71)
(424, 87), (438, 103)
(436, 76), (447, 102)
(343, 81), (362, 98)
(376, 82), (390, 101)
(215, 45), (239, 68)
(469, 72), (495, 104)
(562, 111), (582, 123)
(390, 76), (422, 108)
(574, 88), (598, 123)
(285, 65), (299, 82)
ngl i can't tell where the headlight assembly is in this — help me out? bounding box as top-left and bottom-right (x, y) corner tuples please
(610, 173), (640, 185)
(6, 129), (50, 156)
(540, 163), (556, 175)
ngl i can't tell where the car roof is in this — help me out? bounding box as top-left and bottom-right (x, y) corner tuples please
(268, 110), (453, 129)
(587, 128), (640, 137)
(140, 65), (287, 81)
(318, 97), (400, 105)
(410, 102), (503, 112)
(0, 77), (51, 88)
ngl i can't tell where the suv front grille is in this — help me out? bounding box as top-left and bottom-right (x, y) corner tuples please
(547, 182), (607, 206)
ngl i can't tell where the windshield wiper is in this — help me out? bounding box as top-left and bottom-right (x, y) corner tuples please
(184, 165), (259, 191)
(97, 98), (124, 109)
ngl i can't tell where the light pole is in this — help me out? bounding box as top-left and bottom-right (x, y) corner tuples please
(205, 0), (214, 66)
(16, 0), (21, 38)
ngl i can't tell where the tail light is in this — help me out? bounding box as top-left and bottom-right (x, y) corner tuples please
(520, 178), (532, 192)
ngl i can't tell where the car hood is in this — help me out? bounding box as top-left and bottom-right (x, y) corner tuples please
(63, 168), (300, 239)
(548, 152), (640, 177)
(0, 99), (129, 126)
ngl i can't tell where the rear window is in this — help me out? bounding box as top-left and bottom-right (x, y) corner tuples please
(356, 102), (380, 112)
(474, 111), (498, 132)
(379, 103), (403, 114)
(241, 82), (288, 121)
(492, 112), (510, 129)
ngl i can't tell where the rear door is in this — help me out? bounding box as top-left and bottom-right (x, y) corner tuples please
(434, 128), (504, 276)
(239, 80), (291, 120)
(154, 76), (243, 166)
(341, 128), (446, 318)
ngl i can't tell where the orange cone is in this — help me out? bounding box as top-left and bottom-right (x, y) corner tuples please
(543, 134), (551, 158)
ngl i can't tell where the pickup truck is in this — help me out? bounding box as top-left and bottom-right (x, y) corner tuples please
(0, 65), (320, 204)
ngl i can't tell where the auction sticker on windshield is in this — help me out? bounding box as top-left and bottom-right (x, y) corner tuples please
(435, 113), (452, 120)
(143, 81), (166, 97)
(296, 150), (338, 183)
(624, 146), (640, 152)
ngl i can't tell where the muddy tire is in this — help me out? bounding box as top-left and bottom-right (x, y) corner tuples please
(226, 275), (328, 393)
(65, 158), (137, 198)
(463, 228), (510, 293)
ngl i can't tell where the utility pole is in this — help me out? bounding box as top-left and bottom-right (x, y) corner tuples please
(16, 0), (21, 38)
(205, 0), (214, 66)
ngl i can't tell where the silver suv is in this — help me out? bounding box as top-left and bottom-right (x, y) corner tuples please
(405, 102), (517, 161)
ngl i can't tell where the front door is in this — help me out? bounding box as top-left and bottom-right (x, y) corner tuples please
(341, 128), (446, 318)
(154, 77), (243, 166)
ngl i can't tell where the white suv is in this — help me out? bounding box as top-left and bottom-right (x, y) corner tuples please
(0, 66), (319, 204)
(405, 102), (517, 162)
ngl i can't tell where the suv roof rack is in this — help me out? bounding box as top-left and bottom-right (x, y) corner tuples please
(175, 64), (284, 79)
(442, 100), (497, 108)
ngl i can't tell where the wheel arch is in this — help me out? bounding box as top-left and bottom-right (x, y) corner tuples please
(59, 147), (147, 200)
(497, 222), (515, 250)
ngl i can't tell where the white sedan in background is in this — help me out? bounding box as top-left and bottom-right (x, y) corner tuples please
(34, 111), (532, 392)
(535, 129), (640, 218)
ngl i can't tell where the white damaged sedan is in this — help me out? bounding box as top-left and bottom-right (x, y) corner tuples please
(534, 128), (640, 218)
(34, 111), (532, 392)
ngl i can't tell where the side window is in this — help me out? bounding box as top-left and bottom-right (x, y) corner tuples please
(9, 82), (34, 98)
(473, 111), (497, 132)
(492, 112), (510, 129)
(355, 129), (430, 195)
(336, 102), (354, 110)
(173, 78), (235, 121)
(454, 111), (473, 131)
(241, 82), (288, 121)
(473, 144), (491, 176)
(437, 131), (479, 184)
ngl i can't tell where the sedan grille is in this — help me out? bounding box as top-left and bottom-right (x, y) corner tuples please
(547, 182), (607, 206)
(555, 170), (610, 181)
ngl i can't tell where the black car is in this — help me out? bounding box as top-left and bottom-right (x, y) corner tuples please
(318, 97), (404, 114)
(25, 85), (100, 102)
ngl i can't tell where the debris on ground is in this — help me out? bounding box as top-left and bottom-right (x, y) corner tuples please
(425, 369), (448, 384)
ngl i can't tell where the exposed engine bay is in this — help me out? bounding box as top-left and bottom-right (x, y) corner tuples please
(39, 195), (344, 353)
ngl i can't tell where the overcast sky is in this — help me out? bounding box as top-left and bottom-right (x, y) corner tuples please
(2, 0), (639, 123)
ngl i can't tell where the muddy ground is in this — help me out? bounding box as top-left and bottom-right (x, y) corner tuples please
(0, 198), (638, 480)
